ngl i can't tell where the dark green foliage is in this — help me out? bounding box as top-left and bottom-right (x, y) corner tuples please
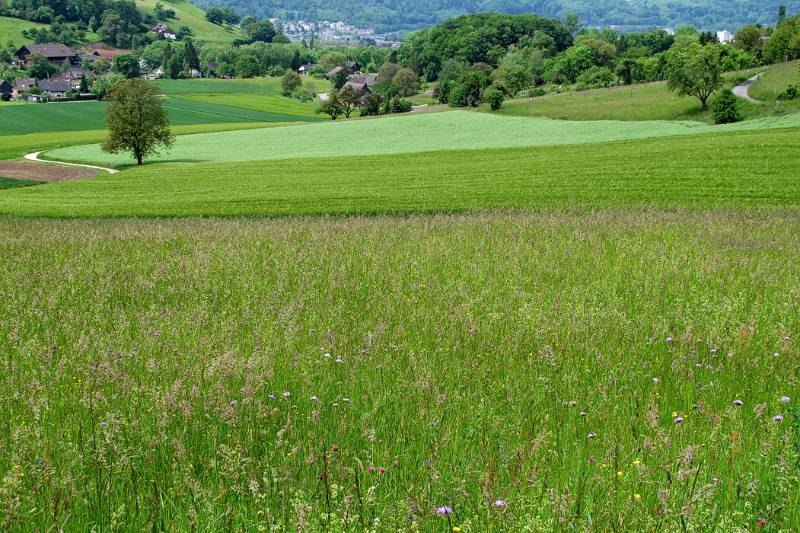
(102, 78), (174, 165)
(577, 66), (616, 89)
(111, 54), (140, 79)
(281, 70), (301, 96)
(709, 89), (742, 123)
(666, 42), (723, 110)
(483, 87), (505, 110)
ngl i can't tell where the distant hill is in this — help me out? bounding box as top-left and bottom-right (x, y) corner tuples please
(192, 0), (799, 33)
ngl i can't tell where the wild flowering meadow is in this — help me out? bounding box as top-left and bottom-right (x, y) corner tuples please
(0, 211), (798, 531)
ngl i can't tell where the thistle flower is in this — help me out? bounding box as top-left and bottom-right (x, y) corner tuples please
(493, 499), (508, 508)
(436, 506), (453, 515)
(733, 399), (743, 406)
(780, 396), (790, 404)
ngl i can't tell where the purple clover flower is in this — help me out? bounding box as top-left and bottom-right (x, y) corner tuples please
(780, 396), (790, 404)
(493, 499), (508, 508)
(99, 421), (108, 428)
(436, 506), (453, 516)
(674, 416), (684, 423)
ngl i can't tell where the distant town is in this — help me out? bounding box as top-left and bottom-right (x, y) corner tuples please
(272, 19), (401, 47)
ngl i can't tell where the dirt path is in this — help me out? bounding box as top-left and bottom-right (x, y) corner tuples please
(0, 160), (99, 183)
(732, 74), (763, 103)
(25, 152), (119, 175)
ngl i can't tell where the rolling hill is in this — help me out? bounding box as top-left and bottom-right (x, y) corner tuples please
(192, 0), (799, 33)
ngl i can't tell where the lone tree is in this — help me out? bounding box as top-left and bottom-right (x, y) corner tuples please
(281, 70), (302, 96)
(103, 78), (174, 165)
(666, 43), (723, 110)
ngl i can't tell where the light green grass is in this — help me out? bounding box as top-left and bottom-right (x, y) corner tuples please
(0, 16), (50, 45)
(5, 127), (800, 217)
(0, 122), (286, 160)
(751, 60), (800, 101)
(45, 110), (800, 167)
(136, 0), (239, 42)
(494, 80), (775, 122)
(1, 210), (798, 530)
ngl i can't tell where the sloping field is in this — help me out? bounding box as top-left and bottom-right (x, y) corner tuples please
(136, 0), (238, 42)
(45, 110), (800, 167)
(175, 93), (322, 118)
(155, 76), (330, 95)
(750, 60), (800, 103)
(0, 97), (318, 136)
(0, 16), (53, 44)
(5, 127), (799, 217)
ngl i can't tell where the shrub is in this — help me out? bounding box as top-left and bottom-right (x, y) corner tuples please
(576, 66), (616, 89)
(709, 89), (742, 124)
(777, 85), (799, 100)
(292, 87), (314, 102)
(483, 87), (505, 110)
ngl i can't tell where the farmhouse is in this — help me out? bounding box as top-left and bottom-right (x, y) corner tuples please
(37, 79), (73, 99)
(14, 43), (78, 67)
(91, 48), (130, 60)
(297, 63), (316, 75)
(12, 77), (36, 99)
(58, 68), (96, 88)
(0, 80), (11, 101)
(151, 23), (177, 40)
(348, 74), (377, 89)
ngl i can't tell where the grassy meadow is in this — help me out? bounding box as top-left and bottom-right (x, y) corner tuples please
(3, 126), (799, 217)
(42, 110), (800, 167)
(0, 15), (53, 44)
(135, 0), (239, 43)
(0, 211), (798, 531)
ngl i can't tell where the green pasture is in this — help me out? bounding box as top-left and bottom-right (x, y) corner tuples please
(750, 60), (800, 109)
(155, 76), (330, 95)
(0, 176), (42, 190)
(44, 110), (800, 167)
(1, 211), (798, 530)
(0, 16), (53, 44)
(0, 95), (319, 137)
(135, 0), (239, 42)
(173, 93), (322, 119)
(4, 126), (799, 217)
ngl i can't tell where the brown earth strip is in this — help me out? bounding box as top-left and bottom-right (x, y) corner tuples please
(0, 160), (99, 183)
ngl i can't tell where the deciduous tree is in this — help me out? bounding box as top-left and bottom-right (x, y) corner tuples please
(102, 78), (174, 165)
(666, 42), (723, 110)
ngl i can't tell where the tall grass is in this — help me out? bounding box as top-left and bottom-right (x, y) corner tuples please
(0, 211), (798, 530)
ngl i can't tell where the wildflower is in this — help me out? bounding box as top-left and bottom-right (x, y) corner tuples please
(587, 432), (596, 439)
(342, 397), (351, 402)
(99, 421), (108, 428)
(367, 465), (375, 473)
(705, 364), (713, 370)
(666, 337), (673, 343)
(773, 415), (784, 423)
(436, 506), (453, 515)
(710, 348), (717, 353)
(757, 518), (767, 527)
(229, 400), (238, 409)
(310, 395), (318, 402)
(780, 396), (790, 404)
(616, 471), (624, 478)
(323, 352), (331, 358)
(493, 499), (508, 508)
(634, 493), (641, 502)
(282, 391), (290, 398)
(453, 528), (461, 532)
(268, 393), (276, 401)
(335, 357), (343, 363)
(652, 377), (659, 384)
(674, 416), (684, 423)
(633, 459), (641, 466)
(379, 466), (386, 474)
(733, 399), (743, 406)
(773, 352), (779, 357)
(672, 411), (678, 418)
(331, 444), (339, 452)
(579, 411), (587, 417)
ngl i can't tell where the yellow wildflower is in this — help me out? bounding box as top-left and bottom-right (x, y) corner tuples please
(634, 493), (641, 502)
(616, 471), (624, 478)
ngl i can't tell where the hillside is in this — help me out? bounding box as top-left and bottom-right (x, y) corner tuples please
(0, 16), (56, 44)
(137, 0), (240, 42)
(193, 0), (799, 33)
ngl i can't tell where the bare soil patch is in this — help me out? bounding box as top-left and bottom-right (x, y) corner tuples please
(0, 160), (98, 183)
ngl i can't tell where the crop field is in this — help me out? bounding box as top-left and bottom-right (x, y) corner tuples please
(3, 126), (798, 217)
(0, 95), (320, 137)
(155, 76), (330, 95)
(0, 211), (798, 531)
(0, 176), (41, 190)
(43, 110), (800, 167)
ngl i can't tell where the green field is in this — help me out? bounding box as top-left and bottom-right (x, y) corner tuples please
(44, 110), (800, 167)
(0, 176), (42, 190)
(136, 0), (239, 42)
(3, 126), (798, 217)
(1, 211), (798, 530)
(0, 15), (53, 45)
(750, 60), (800, 104)
(155, 76), (330, 95)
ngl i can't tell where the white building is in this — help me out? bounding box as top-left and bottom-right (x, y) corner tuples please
(716, 30), (734, 44)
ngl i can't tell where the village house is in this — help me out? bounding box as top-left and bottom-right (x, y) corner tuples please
(91, 48), (130, 61)
(348, 74), (377, 89)
(37, 79), (73, 100)
(716, 30), (734, 44)
(58, 67), (96, 88)
(151, 23), (177, 40)
(12, 77), (36, 100)
(297, 63), (316, 75)
(14, 43), (78, 67)
(326, 65), (345, 79)
(0, 80), (11, 101)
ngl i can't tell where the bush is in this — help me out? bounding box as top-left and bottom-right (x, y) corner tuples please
(292, 87), (314, 102)
(388, 97), (412, 113)
(777, 85), (799, 100)
(709, 89), (742, 124)
(576, 66), (616, 89)
(483, 87), (505, 110)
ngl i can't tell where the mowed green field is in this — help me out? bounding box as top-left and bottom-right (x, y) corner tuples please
(4, 126), (799, 217)
(750, 60), (800, 108)
(1, 211), (798, 530)
(0, 15), (53, 44)
(44, 110), (800, 167)
(135, 0), (239, 43)
(0, 76), (326, 137)
(155, 76), (331, 95)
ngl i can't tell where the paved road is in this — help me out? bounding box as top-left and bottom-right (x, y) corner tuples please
(25, 151), (119, 174)
(732, 74), (763, 103)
